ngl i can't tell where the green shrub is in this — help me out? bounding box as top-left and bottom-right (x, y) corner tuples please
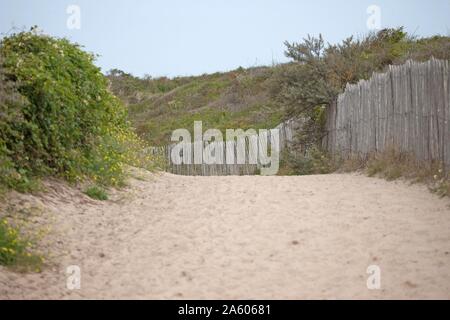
(282, 147), (335, 176)
(0, 218), (44, 271)
(0, 30), (155, 191)
(84, 185), (108, 201)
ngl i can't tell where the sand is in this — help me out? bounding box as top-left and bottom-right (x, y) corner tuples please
(1, 171), (450, 299)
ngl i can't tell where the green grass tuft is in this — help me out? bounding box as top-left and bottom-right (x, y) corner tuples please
(84, 185), (108, 201)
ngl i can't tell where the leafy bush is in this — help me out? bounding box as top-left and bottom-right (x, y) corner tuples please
(84, 185), (108, 201)
(0, 30), (155, 191)
(0, 55), (37, 191)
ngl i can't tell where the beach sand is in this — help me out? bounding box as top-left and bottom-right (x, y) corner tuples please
(1, 171), (449, 299)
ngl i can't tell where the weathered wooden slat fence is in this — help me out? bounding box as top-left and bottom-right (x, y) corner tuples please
(323, 58), (450, 169)
(148, 119), (301, 176)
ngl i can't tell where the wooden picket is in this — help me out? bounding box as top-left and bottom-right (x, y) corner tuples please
(150, 119), (301, 176)
(324, 58), (450, 169)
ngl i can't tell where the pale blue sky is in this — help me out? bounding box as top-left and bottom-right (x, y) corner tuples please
(1, 0), (449, 77)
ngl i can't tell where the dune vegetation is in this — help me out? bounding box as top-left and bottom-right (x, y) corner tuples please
(106, 66), (284, 146)
(0, 30), (157, 269)
(108, 28), (450, 184)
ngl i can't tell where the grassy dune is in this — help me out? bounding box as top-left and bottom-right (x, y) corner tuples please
(107, 67), (284, 146)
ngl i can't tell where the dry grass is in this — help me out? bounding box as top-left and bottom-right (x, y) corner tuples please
(337, 148), (450, 198)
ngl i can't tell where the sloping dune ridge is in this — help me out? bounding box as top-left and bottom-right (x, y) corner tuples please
(1, 170), (450, 299)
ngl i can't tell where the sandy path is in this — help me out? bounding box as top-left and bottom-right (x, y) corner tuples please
(1, 172), (450, 299)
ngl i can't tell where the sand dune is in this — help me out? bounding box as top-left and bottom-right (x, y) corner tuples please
(1, 171), (450, 299)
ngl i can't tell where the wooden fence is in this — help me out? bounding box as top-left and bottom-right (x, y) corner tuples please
(323, 58), (450, 169)
(148, 119), (301, 176)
